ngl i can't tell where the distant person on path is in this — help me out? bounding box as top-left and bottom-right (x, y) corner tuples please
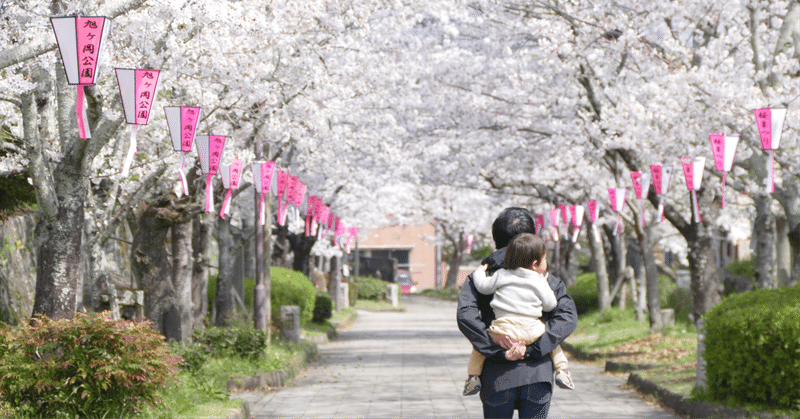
(457, 207), (578, 419)
(463, 232), (574, 397)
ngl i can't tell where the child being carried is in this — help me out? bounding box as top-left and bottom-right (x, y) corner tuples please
(463, 232), (574, 396)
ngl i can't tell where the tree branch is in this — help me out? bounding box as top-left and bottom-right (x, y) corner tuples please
(0, 0), (145, 71)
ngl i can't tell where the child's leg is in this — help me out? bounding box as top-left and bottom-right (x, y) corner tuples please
(552, 344), (574, 389)
(550, 344), (568, 371)
(467, 348), (486, 376)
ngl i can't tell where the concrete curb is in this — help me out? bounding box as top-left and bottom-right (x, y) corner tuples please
(227, 341), (318, 392)
(227, 313), (358, 418)
(627, 373), (787, 419)
(562, 342), (787, 419)
(605, 360), (658, 372)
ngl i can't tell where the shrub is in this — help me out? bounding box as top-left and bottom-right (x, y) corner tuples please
(192, 326), (268, 361)
(568, 272), (599, 315)
(704, 285), (800, 409)
(421, 288), (460, 300)
(0, 312), (181, 418)
(723, 256), (756, 278)
(271, 267), (316, 325)
(350, 276), (387, 300)
(312, 290), (333, 323)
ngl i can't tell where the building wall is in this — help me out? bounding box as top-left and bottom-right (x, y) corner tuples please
(356, 224), (438, 290)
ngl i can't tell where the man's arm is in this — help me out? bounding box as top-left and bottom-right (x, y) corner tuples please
(456, 274), (506, 361)
(525, 275), (577, 360)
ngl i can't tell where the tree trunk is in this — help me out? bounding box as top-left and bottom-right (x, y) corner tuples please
(686, 215), (723, 323)
(288, 231), (317, 277)
(329, 255), (341, 311)
(776, 215), (791, 287)
(171, 221), (194, 341)
(603, 224), (627, 308)
(133, 197), (178, 340)
(192, 214), (213, 329)
(33, 193), (83, 319)
(585, 215), (611, 311)
(753, 192), (777, 289)
(634, 219), (663, 333)
(241, 202), (256, 280)
(558, 235), (578, 287)
(444, 234), (465, 289)
(627, 237), (646, 321)
(773, 182), (800, 286)
(215, 216), (236, 326)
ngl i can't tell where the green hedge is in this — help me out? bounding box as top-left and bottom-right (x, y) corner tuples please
(350, 276), (387, 300)
(271, 267), (316, 325)
(704, 285), (800, 409)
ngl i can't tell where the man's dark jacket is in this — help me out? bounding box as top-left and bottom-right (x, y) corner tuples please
(456, 247), (578, 401)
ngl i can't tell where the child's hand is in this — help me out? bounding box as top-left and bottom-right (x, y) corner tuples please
(474, 264), (488, 274)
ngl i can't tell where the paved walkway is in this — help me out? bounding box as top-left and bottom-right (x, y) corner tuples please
(234, 295), (683, 418)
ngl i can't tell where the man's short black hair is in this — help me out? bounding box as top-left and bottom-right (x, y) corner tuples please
(491, 207), (536, 249)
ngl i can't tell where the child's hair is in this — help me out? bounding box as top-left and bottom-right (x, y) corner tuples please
(503, 233), (546, 270)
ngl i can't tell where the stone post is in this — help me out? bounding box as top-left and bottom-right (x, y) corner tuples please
(386, 284), (399, 308)
(280, 305), (300, 343)
(338, 282), (349, 309)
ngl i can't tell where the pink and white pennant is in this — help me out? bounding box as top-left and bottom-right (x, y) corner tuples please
(251, 161), (276, 226)
(608, 188), (627, 235)
(464, 234), (475, 254)
(334, 217), (344, 248)
(560, 205), (570, 235)
(165, 106), (201, 195)
(586, 200), (601, 242)
(316, 204), (331, 240)
(681, 156), (705, 223)
(51, 16), (111, 139)
(754, 108), (787, 193)
(709, 133), (739, 208)
(548, 208), (560, 241)
(276, 170), (290, 226)
(570, 205), (584, 242)
(535, 214), (545, 233)
(115, 69), (161, 177)
(195, 135), (226, 212)
(650, 164), (674, 222)
(219, 159), (243, 219)
(305, 196), (320, 237)
(630, 171), (651, 226)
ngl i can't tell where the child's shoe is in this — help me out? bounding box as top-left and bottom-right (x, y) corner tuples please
(463, 375), (481, 396)
(555, 369), (574, 390)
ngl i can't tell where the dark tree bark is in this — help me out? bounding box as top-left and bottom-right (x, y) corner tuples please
(585, 213), (611, 311)
(558, 234), (578, 287)
(753, 192), (777, 289)
(632, 214), (663, 333)
(288, 231), (317, 277)
(172, 221), (194, 341)
(215, 216), (236, 326)
(132, 195), (198, 341)
(773, 181), (800, 287)
(192, 214), (213, 329)
(445, 233), (466, 289)
(603, 224), (627, 308)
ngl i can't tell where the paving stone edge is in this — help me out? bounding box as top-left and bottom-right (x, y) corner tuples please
(562, 342), (787, 419)
(226, 311), (359, 419)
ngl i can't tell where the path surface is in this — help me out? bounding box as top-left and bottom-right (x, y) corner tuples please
(234, 295), (683, 418)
